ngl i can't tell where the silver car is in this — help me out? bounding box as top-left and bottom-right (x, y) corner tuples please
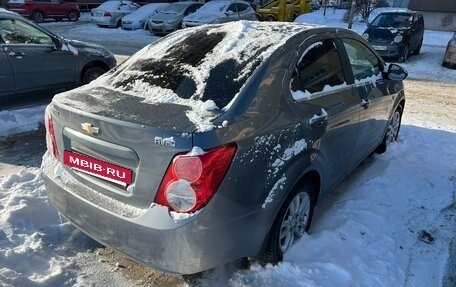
(182, 0), (257, 28)
(121, 3), (169, 30)
(42, 21), (407, 274)
(148, 2), (203, 35)
(91, 0), (139, 28)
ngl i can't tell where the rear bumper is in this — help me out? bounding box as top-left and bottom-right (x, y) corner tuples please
(41, 153), (267, 274)
(91, 16), (116, 27)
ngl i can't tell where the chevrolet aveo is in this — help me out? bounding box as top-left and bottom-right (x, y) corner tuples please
(42, 21), (407, 274)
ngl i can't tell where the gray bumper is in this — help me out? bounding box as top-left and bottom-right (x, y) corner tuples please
(41, 157), (267, 274)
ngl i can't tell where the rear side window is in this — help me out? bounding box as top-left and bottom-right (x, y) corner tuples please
(342, 38), (380, 82)
(291, 38), (345, 98)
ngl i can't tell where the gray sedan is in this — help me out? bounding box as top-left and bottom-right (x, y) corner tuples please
(42, 21), (407, 274)
(148, 2), (203, 35)
(0, 9), (116, 104)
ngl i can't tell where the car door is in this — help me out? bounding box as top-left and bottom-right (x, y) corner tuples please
(0, 18), (75, 93)
(0, 42), (14, 95)
(289, 36), (360, 192)
(339, 37), (393, 165)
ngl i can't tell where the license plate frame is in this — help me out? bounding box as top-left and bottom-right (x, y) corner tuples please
(64, 150), (132, 186)
(372, 45), (387, 51)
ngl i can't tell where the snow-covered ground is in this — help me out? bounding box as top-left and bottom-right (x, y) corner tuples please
(1, 8), (455, 287)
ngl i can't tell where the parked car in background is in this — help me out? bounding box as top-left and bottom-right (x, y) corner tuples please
(121, 3), (168, 30)
(91, 0), (139, 28)
(182, 0), (256, 28)
(42, 21), (407, 274)
(443, 31), (456, 69)
(363, 10), (424, 62)
(0, 9), (116, 103)
(7, 0), (80, 23)
(310, 0), (320, 10)
(148, 2), (202, 35)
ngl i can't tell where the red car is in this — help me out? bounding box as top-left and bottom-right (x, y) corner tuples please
(7, 0), (80, 23)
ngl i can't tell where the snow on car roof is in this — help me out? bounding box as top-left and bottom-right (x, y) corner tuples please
(56, 21), (319, 132)
(95, 0), (133, 10)
(122, 3), (168, 21)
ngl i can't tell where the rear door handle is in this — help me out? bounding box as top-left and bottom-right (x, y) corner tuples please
(308, 108), (328, 127)
(361, 98), (371, 109)
(8, 52), (26, 58)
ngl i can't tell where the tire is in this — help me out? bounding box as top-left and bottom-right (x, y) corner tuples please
(32, 11), (45, 23)
(265, 15), (276, 22)
(413, 40), (423, 55)
(68, 10), (79, 22)
(82, 66), (106, 85)
(262, 182), (315, 263)
(375, 105), (402, 154)
(398, 45), (409, 63)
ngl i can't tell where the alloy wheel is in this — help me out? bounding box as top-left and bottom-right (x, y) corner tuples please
(386, 110), (401, 143)
(279, 191), (311, 253)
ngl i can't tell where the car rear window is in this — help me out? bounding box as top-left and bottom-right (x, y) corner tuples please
(104, 23), (289, 109)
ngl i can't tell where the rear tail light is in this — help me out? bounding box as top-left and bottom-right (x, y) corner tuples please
(154, 144), (237, 213)
(103, 11), (111, 17)
(44, 107), (59, 159)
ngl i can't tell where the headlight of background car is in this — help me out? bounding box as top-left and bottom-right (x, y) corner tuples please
(394, 35), (403, 43)
(362, 33), (369, 40)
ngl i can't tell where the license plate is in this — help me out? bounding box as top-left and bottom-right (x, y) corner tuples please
(64, 151), (132, 186)
(373, 45), (387, 51)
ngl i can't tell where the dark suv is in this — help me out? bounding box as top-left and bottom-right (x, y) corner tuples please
(7, 0), (80, 23)
(363, 10), (424, 62)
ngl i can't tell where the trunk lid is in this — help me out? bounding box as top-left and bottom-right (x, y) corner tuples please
(51, 87), (198, 212)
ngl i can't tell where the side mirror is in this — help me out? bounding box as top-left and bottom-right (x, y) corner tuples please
(387, 63), (408, 81)
(226, 10), (234, 15)
(52, 36), (62, 49)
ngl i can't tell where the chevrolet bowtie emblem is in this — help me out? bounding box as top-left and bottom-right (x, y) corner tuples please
(81, 123), (100, 135)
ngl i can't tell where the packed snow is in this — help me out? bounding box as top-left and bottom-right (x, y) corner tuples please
(1, 7), (455, 287)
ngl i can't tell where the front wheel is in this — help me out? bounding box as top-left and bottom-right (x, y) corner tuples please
(262, 182), (315, 263)
(376, 105), (402, 154)
(398, 45), (409, 63)
(82, 66), (106, 85)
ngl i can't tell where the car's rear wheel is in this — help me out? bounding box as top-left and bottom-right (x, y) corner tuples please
(398, 45), (409, 62)
(262, 182), (315, 263)
(68, 10), (79, 22)
(375, 105), (402, 154)
(32, 11), (45, 23)
(82, 66), (106, 85)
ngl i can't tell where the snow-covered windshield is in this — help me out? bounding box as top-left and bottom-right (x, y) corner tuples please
(161, 3), (188, 14)
(371, 13), (412, 28)
(197, 1), (228, 14)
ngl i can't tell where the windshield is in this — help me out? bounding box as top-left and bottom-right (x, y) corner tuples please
(197, 1), (228, 14)
(161, 3), (187, 14)
(371, 13), (412, 28)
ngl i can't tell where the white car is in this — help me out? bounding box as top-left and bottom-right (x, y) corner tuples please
(122, 3), (169, 30)
(91, 0), (139, 28)
(182, 0), (257, 28)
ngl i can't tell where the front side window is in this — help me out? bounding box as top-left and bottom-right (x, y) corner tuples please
(0, 19), (53, 45)
(291, 38), (345, 99)
(342, 38), (380, 82)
